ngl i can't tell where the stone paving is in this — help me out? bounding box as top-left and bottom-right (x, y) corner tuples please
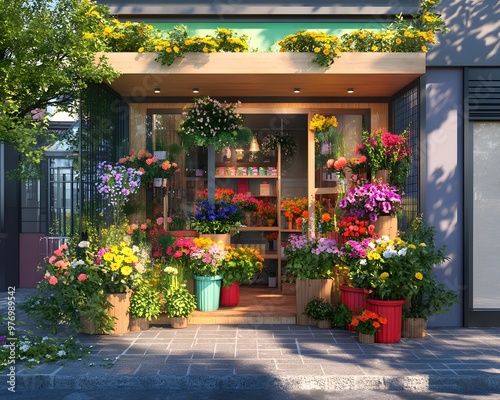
(2, 289), (500, 394)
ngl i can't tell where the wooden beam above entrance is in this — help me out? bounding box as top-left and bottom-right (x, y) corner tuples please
(101, 52), (425, 99)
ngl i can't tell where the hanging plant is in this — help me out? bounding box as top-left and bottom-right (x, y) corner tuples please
(260, 130), (297, 161)
(178, 96), (252, 152)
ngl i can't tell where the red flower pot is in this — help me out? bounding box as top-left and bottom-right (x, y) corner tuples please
(340, 286), (367, 331)
(220, 282), (240, 307)
(366, 298), (406, 343)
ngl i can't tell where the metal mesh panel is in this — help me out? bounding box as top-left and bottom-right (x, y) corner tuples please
(79, 84), (129, 233)
(393, 84), (419, 230)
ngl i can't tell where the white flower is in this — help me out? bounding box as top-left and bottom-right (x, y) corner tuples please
(360, 259), (367, 265)
(57, 350), (66, 357)
(42, 336), (49, 341)
(20, 344), (30, 352)
(164, 266), (178, 275)
(78, 241), (90, 248)
(397, 248), (407, 256)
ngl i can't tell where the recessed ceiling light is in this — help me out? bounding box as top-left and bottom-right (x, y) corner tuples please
(154, 88), (161, 94)
(293, 88), (300, 94)
(193, 88), (200, 93)
(347, 88), (354, 94)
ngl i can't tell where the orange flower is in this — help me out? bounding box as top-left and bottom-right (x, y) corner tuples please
(302, 210), (309, 218)
(322, 213), (331, 223)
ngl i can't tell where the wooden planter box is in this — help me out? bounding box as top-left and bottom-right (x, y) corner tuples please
(296, 278), (334, 326)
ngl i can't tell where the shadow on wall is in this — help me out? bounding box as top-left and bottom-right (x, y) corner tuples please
(427, 0), (500, 66)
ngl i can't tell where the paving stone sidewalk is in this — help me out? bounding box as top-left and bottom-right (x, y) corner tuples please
(2, 289), (500, 394)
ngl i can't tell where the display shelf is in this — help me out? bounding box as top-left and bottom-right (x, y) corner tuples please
(214, 175), (278, 179)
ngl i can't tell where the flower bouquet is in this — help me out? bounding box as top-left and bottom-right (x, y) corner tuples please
(310, 113), (345, 170)
(177, 96), (252, 151)
(281, 197), (308, 224)
(231, 192), (259, 213)
(337, 215), (376, 241)
(258, 200), (277, 220)
(338, 182), (403, 222)
(192, 200), (243, 234)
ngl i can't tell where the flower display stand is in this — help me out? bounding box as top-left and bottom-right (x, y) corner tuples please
(358, 333), (375, 344)
(220, 282), (240, 307)
(402, 317), (427, 338)
(296, 278), (333, 326)
(194, 275), (223, 311)
(366, 298), (406, 343)
(340, 285), (366, 331)
(373, 215), (398, 240)
(200, 233), (231, 247)
(106, 292), (132, 335)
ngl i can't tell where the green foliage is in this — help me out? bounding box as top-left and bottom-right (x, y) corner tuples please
(304, 298), (335, 321)
(155, 26), (250, 66)
(330, 303), (352, 329)
(220, 247), (264, 287)
(163, 285), (197, 318)
(129, 284), (162, 320)
(0, 0), (119, 179)
(0, 320), (89, 370)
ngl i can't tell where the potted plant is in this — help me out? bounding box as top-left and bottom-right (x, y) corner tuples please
(280, 270), (296, 294)
(219, 247), (264, 306)
(188, 237), (228, 312)
(284, 234), (342, 325)
(350, 309), (387, 344)
(118, 149), (180, 185)
(163, 285), (197, 328)
(192, 200), (243, 244)
(338, 182), (403, 239)
(400, 216), (459, 338)
(304, 298), (335, 328)
(258, 201), (277, 226)
(177, 96), (252, 152)
(129, 284), (162, 331)
(260, 130), (297, 162)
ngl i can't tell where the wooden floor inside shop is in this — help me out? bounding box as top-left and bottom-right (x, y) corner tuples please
(155, 285), (297, 325)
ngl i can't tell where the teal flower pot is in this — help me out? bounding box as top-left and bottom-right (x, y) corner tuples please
(194, 275), (223, 312)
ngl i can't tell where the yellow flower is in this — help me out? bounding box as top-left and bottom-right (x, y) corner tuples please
(314, 47), (321, 53)
(138, 47), (144, 53)
(415, 272), (423, 280)
(110, 262), (120, 271)
(121, 265), (133, 276)
(103, 252), (114, 262)
(395, 38), (402, 45)
(371, 46), (378, 51)
(421, 45), (427, 52)
(380, 272), (389, 279)
(408, 244), (417, 250)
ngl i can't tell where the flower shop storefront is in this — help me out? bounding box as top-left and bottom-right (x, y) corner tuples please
(81, 51), (426, 325)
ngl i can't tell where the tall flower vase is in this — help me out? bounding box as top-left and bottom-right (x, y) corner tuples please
(106, 292), (132, 335)
(402, 317), (427, 338)
(373, 215), (398, 239)
(220, 282), (240, 307)
(296, 279), (333, 326)
(340, 286), (367, 331)
(287, 219), (293, 230)
(375, 169), (390, 184)
(366, 298), (406, 343)
(194, 275), (223, 311)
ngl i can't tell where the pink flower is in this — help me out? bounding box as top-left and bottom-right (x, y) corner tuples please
(140, 223), (147, 230)
(61, 244), (68, 250)
(53, 249), (63, 257)
(55, 260), (68, 270)
(49, 276), (58, 285)
(156, 217), (164, 225)
(173, 250), (183, 258)
(48, 255), (57, 264)
(77, 273), (87, 282)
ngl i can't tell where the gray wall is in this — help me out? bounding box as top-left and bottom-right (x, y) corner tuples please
(428, 0), (500, 67)
(425, 68), (463, 327)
